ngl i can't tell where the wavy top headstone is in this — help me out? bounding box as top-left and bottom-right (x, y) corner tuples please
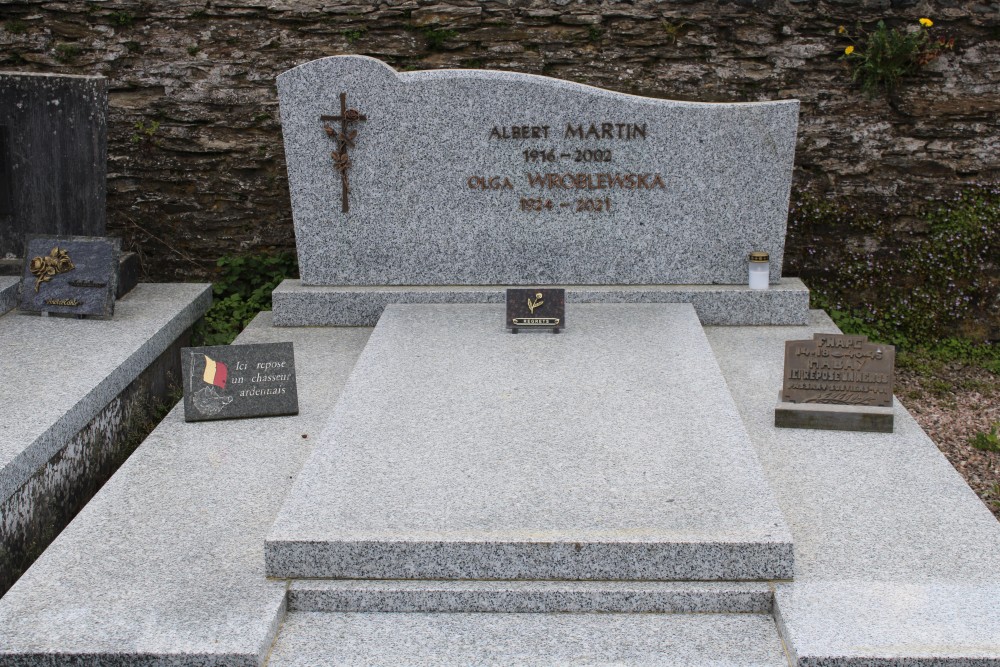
(277, 56), (798, 286)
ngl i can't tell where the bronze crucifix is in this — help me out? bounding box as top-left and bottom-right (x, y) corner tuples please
(320, 92), (367, 213)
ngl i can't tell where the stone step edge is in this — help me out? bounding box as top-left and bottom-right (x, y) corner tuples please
(285, 579), (775, 614)
(270, 277), (811, 326)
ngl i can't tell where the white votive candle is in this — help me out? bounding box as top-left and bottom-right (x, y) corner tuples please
(748, 251), (770, 290)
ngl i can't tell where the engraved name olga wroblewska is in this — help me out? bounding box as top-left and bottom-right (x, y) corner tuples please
(468, 121), (665, 214)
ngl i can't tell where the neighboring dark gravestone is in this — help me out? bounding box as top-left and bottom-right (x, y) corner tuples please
(775, 333), (896, 433)
(506, 288), (565, 333)
(0, 72), (107, 260)
(180, 343), (299, 422)
(18, 235), (119, 318)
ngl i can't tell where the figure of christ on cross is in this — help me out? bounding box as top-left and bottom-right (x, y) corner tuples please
(320, 92), (367, 213)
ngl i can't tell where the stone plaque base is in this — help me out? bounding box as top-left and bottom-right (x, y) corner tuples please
(774, 393), (894, 433)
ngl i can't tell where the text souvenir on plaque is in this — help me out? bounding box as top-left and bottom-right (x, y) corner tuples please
(180, 342), (299, 422)
(18, 235), (120, 318)
(506, 288), (565, 333)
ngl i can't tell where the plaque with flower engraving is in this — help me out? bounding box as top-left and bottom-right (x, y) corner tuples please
(506, 288), (565, 333)
(18, 235), (119, 317)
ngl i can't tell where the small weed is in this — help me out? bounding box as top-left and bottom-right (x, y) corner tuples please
(587, 26), (603, 42)
(253, 112), (272, 123)
(131, 120), (160, 146)
(661, 19), (690, 45)
(462, 58), (484, 69)
(343, 28), (366, 44)
(187, 45), (200, 56)
(4, 20), (28, 34)
(969, 423), (1000, 453)
(838, 18), (954, 97)
(189, 9), (208, 19)
(124, 40), (141, 53)
(423, 27), (458, 51)
(109, 10), (134, 27)
(53, 43), (81, 63)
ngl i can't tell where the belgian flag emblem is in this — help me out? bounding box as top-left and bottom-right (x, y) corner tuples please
(202, 355), (228, 389)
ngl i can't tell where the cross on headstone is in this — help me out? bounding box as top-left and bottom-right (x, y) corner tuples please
(320, 92), (367, 213)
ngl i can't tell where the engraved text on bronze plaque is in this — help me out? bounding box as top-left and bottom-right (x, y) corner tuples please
(781, 333), (895, 407)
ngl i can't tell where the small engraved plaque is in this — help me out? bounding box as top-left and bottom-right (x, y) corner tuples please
(781, 333), (895, 407)
(18, 234), (120, 317)
(506, 288), (565, 333)
(180, 342), (299, 422)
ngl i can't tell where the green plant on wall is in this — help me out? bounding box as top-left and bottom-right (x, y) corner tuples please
(192, 253), (299, 346)
(790, 185), (1000, 361)
(423, 27), (458, 51)
(54, 43), (81, 63)
(838, 18), (954, 97)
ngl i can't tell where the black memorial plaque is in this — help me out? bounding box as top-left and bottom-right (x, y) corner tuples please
(506, 288), (565, 333)
(181, 342), (299, 422)
(19, 235), (119, 317)
(782, 333), (895, 407)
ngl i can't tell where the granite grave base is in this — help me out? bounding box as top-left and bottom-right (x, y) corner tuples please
(271, 277), (811, 327)
(0, 283), (210, 596)
(1, 309), (999, 666)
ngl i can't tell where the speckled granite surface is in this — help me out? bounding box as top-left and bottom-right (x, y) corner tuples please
(278, 56), (798, 287)
(0, 283), (211, 507)
(0, 276), (17, 315)
(270, 278), (811, 327)
(266, 303), (793, 581)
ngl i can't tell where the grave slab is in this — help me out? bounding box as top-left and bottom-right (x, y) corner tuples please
(266, 303), (793, 581)
(271, 277), (811, 327)
(0, 283), (211, 507)
(705, 311), (1000, 665)
(277, 56), (798, 287)
(266, 612), (789, 667)
(0, 314), (373, 665)
(288, 580), (773, 614)
(0, 275), (16, 314)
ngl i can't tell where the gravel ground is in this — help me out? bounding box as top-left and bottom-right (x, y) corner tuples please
(897, 363), (1000, 520)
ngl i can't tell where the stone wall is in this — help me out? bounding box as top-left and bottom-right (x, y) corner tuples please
(1, 1), (997, 317)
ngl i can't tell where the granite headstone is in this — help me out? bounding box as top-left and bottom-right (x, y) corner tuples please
(180, 342), (299, 422)
(18, 235), (119, 317)
(0, 72), (107, 260)
(277, 56), (798, 288)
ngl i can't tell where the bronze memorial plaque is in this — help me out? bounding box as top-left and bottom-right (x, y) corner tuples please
(506, 288), (565, 333)
(782, 333), (895, 407)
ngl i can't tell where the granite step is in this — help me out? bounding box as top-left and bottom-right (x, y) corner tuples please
(266, 304), (793, 582)
(271, 277), (811, 327)
(265, 611), (789, 666)
(287, 579), (774, 614)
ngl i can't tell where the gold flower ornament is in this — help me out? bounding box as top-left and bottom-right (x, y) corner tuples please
(29, 246), (75, 292)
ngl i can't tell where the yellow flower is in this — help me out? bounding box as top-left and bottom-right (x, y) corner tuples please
(919, 18), (933, 27)
(844, 45), (854, 55)
(838, 25), (846, 34)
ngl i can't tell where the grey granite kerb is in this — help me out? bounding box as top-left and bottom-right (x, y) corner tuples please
(277, 56), (799, 287)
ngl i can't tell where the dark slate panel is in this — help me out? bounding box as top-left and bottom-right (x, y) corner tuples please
(0, 73), (107, 259)
(18, 235), (120, 317)
(180, 342), (299, 422)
